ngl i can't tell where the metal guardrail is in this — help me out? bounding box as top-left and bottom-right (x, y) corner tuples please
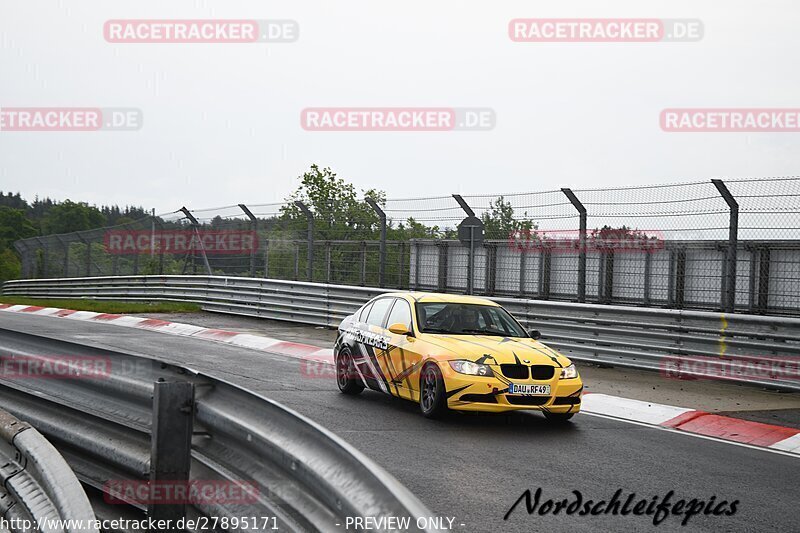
(0, 327), (436, 531)
(3, 275), (800, 391)
(0, 407), (98, 532)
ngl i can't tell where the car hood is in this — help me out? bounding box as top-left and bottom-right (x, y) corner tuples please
(421, 333), (570, 367)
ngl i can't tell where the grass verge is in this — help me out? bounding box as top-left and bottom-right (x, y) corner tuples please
(0, 297), (201, 314)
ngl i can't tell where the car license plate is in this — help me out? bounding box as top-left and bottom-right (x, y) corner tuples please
(508, 383), (550, 395)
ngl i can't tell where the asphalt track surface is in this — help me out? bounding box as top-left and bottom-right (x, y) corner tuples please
(0, 312), (797, 533)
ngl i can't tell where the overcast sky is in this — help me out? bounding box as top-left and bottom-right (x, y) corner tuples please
(0, 1), (798, 213)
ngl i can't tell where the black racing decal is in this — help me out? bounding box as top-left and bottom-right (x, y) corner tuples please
(446, 384), (472, 399)
(513, 351), (522, 365)
(343, 326), (389, 351)
(392, 360), (423, 384)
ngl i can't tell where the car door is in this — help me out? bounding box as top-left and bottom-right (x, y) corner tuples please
(354, 297), (394, 394)
(383, 298), (423, 400)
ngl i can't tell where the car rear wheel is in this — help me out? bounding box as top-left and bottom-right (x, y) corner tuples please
(420, 364), (447, 418)
(336, 348), (364, 395)
(543, 411), (575, 423)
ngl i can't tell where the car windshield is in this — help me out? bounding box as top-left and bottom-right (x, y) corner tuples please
(416, 302), (527, 337)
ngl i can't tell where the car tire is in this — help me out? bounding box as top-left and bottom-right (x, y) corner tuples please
(336, 348), (364, 395)
(543, 411), (575, 423)
(420, 363), (447, 418)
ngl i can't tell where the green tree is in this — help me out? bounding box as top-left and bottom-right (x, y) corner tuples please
(0, 207), (37, 249)
(40, 200), (105, 235)
(280, 165), (384, 240)
(481, 196), (534, 239)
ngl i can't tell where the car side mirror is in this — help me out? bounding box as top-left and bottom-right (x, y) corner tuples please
(528, 329), (541, 340)
(388, 322), (412, 336)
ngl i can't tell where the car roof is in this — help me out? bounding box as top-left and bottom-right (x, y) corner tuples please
(372, 291), (500, 307)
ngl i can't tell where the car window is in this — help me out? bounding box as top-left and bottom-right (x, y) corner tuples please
(366, 298), (394, 327)
(416, 302), (527, 337)
(358, 302), (373, 322)
(385, 299), (412, 330)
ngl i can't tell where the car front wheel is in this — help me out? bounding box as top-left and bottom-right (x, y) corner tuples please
(420, 364), (447, 418)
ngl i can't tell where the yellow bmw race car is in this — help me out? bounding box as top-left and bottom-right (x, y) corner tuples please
(334, 292), (583, 421)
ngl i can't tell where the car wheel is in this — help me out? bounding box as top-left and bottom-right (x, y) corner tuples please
(543, 411), (575, 423)
(420, 364), (447, 418)
(336, 348), (364, 395)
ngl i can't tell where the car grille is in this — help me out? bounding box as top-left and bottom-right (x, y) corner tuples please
(460, 393), (498, 404)
(531, 365), (555, 380)
(500, 364), (529, 379)
(553, 396), (581, 405)
(506, 396), (549, 406)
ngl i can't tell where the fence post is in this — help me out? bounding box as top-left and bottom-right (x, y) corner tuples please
(399, 242), (406, 288)
(712, 179), (739, 313)
(76, 232), (92, 277)
(561, 188), (587, 303)
(55, 235), (69, 277)
(757, 247), (771, 313)
(263, 239), (270, 278)
(14, 241), (30, 278)
(437, 241), (448, 291)
(238, 204), (258, 277)
(360, 241), (367, 286)
(294, 201), (314, 281)
(325, 242), (332, 283)
(180, 207), (212, 276)
(365, 198), (387, 288)
(453, 194), (477, 295)
(35, 237), (48, 278)
(148, 381), (194, 523)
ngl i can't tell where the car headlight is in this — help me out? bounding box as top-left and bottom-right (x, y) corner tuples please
(449, 360), (494, 377)
(560, 364), (578, 379)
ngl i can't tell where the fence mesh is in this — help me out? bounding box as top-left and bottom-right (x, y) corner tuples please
(11, 176), (800, 316)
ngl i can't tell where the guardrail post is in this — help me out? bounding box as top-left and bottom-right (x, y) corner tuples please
(562, 188), (587, 302)
(180, 207), (212, 276)
(453, 194), (477, 294)
(239, 204), (258, 277)
(294, 201), (314, 281)
(675, 248), (686, 308)
(712, 179), (739, 312)
(149, 380), (195, 524)
(365, 198), (387, 287)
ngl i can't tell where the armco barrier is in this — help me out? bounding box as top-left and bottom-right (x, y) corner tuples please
(0, 407), (98, 531)
(0, 327), (436, 530)
(3, 275), (800, 391)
